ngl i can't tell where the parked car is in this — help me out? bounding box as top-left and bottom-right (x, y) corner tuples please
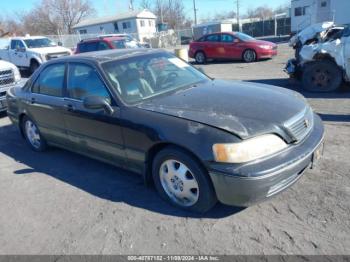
(0, 36), (72, 74)
(99, 34), (151, 48)
(189, 32), (278, 63)
(286, 22), (350, 92)
(6, 49), (324, 213)
(75, 36), (129, 54)
(0, 60), (22, 113)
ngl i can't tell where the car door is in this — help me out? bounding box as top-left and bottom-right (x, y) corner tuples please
(62, 62), (126, 167)
(25, 63), (68, 145)
(220, 33), (243, 59)
(9, 40), (27, 67)
(204, 34), (221, 59)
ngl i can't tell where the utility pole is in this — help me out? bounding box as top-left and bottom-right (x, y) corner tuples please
(129, 0), (134, 11)
(193, 0), (198, 25)
(236, 0), (240, 31)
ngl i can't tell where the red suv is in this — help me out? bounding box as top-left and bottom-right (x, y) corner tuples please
(189, 32), (277, 63)
(75, 36), (127, 54)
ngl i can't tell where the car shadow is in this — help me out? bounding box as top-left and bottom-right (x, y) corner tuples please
(0, 121), (244, 218)
(245, 78), (350, 99)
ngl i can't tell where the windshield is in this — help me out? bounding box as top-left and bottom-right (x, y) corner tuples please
(103, 52), (209, 104)
(235, 32), (255, 41)
(24, 38), (57, 48)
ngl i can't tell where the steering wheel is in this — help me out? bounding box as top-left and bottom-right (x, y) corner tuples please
(159, 72), (178, 89)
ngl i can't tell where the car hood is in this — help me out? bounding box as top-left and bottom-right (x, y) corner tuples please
(137, 80), (308, 139)
(28, 46), (71, 54)
(0, 60), (17, 71)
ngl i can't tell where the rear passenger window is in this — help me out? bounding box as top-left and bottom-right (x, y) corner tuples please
(32, 64), (65, 97)
(67, 63), (111, 101)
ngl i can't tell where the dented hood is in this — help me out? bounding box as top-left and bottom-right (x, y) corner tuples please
(137, 80), (307, 139)
(290, 21), (335, 46)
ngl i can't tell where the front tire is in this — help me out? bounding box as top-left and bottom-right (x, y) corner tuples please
(195, 51), (206, 64)
(242, 49), (257, 63)
(302, 60), (342, 92)
(22, 116), (47, 152)
(152, 146), (217, 213)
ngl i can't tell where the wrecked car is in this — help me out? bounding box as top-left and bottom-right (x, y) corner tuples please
(286, 22), (350, 92)
(6, 49), (324, 213)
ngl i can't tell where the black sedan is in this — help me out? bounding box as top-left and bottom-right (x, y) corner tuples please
(6, 49), (324, 213)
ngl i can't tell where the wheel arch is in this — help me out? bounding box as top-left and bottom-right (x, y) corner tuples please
(144, 142), (209, 186)
(242, 48), (257, 61)
(18, 113), (27, 137)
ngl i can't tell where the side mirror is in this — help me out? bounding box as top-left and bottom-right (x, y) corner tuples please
(83, 96), (114, 114)
(58, 41), (63, 46)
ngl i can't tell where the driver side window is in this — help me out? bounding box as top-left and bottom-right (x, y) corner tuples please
(67, 63), (111, 102)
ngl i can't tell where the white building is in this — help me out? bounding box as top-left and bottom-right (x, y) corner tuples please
(73, 9), (157, 41)
(291, 0), (350, 33)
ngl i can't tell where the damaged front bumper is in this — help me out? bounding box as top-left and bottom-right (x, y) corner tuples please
(207, 113), (324, 207)
(284, 59), (299, 78)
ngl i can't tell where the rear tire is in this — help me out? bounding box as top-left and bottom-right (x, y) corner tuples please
(242, 49), (257, 63)
(302, 60), (342, 92)
(21, 116), (47, 152)
(195, 51), (206, 64)
(152, 146), (217, 213)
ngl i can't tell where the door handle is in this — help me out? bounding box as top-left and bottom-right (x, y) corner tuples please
(30, 97), (36, 104)
(64, 104), (75, 112)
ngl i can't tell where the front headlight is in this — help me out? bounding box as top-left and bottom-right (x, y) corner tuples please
(13, 66), (21, 82)
(259, 45), (273, 50)
(213, 134), (287, 163)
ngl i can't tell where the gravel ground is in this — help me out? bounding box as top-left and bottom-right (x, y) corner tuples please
(0, 43), (349, 255)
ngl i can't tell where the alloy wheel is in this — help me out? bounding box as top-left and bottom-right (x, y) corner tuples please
(25, 120), (41, 149)
(159, 159), (199, 207)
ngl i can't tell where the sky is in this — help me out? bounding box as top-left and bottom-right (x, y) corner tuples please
(1, 0), (289, 21)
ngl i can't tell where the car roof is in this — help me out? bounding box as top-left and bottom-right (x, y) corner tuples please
(53, 48), (166, 64)
(79, 36), (124, 43)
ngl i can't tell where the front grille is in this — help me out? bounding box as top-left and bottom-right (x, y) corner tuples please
(284, 108), (314, 143)
(0, 70), (12, 76)
(0, 69), (14, 87)
(46, 52), (70, 60)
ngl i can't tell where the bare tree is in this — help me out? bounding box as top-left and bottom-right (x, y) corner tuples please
(146, 0), (187, 29)
(140, 0), (152, 9)
(20, 0), (95, 35)
(246, 6), (274, 20)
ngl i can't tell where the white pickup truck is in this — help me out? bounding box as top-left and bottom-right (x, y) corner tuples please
(0, 36), (72, 74)
(0, 60), (22, 112)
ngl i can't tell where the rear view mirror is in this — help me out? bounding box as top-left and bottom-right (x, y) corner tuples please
(233, 39), (240, 43)
(83, 96), (114, 114)
(58, 41), (63, 46)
